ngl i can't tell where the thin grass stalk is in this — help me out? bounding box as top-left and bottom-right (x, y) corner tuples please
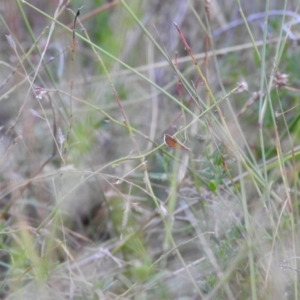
(190, 3), (262, 175)
(21, 0), (255, 133)
(1, 94), (58, 215)
(76, 19), (143, 159)
(267, 7), (299, 297)
(146, 41), (159, 152)
(274, 113), (297, 298)
(163, 148), (181, 249)
(255, 1), (271, 208)
(237, 158), (257, 299)
(119, 0), (173, 66)
(0, 23), (46, 91)
(142, 169), (204, 298)
(174, 52), (188, 138)
(10, 1), (61, 129)
(183, 196), (235, 299)
(63, 7), (78, 162)
(235, 0), (261, 60)
(15, 0), (70, 114)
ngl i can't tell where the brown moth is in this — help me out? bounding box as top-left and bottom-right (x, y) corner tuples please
(164, 134), (190, 151)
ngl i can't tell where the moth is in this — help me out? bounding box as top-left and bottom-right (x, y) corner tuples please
(164, 134), (190, 151)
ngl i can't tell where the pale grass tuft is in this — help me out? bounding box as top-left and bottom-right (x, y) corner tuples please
(29, 108), (43, 119)
(235, 80), (249, 93)
(122, 200), (130, 229)
(58, 165), (75, 172)
(34, 87), (47, 99)
(158, 203), (168, 216)
(5, 35), (16, 50)
(57, 127), (65, 145)
(273, 71), (289, 87)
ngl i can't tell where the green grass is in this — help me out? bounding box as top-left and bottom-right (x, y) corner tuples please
(1, 0), (300, 299)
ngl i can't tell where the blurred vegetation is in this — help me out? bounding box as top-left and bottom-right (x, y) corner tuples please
(0, 0), (300, 299)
